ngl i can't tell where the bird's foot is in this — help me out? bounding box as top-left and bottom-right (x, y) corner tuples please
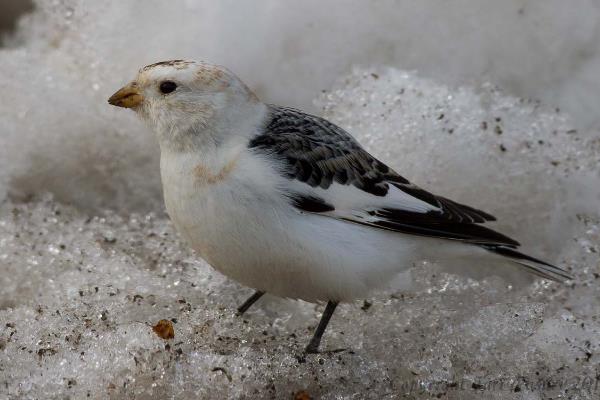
(236, 290), (265, 316)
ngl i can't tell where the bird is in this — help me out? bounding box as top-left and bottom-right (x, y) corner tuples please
(108, 60), (572, 354)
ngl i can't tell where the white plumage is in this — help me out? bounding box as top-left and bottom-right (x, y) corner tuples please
(108, 59), (571, 352)
(160, 140), (446, 302)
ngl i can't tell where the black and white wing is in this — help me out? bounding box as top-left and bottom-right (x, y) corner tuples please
(250, 105), (516, 246)
(248, 105), (571, 281)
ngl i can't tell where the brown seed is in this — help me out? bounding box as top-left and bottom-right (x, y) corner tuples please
(294, 390), (312, 400)
(152, 319), (175, 340)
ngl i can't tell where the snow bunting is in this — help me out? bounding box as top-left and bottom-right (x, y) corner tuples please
(109, 60), (571, 353)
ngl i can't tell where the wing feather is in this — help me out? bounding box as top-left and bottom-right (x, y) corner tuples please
(250, 106), (517, 247)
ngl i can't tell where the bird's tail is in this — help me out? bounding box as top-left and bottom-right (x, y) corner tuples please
(481, 245), (572, 282)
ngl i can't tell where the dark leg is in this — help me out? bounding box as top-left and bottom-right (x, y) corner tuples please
(236, 290), (265, 315)
(305, 301), (338, 353)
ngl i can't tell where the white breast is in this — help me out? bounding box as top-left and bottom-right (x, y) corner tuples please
(159, 144), (457, 302)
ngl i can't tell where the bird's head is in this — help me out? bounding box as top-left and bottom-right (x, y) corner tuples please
(108, 60), (262, 150)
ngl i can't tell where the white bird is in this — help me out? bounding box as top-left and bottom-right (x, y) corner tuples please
(108, 60), (571, 353)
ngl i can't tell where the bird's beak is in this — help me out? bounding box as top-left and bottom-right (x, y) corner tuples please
(108, 83), (143, 108)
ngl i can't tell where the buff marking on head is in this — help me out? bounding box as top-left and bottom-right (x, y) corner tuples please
(108, 59), (261, 150)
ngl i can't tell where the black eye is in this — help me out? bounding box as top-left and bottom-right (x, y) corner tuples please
(159, 81), (177, 94)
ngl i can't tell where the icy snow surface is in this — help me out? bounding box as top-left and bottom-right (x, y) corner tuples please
(1, 69), (600, 399)
(1, 1), (600, 399)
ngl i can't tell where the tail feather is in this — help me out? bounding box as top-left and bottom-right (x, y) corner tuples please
(482, 245), (572, 282)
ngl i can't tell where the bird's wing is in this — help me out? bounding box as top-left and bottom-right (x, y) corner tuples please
(250, 105), (519, 248)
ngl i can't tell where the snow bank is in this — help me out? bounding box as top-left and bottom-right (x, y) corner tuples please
(1, 67), (599, 399)
(3, 1), (600, 213)
(4, 0), (600, 130)
(1, 1), (600, 399)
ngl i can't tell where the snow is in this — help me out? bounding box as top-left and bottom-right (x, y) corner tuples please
(3, 0), (600, 214)
(1, 1), (600, 399)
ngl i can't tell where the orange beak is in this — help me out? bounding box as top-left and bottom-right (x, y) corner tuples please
(108, 83), (143, 108)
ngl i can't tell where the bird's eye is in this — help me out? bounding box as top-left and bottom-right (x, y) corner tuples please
(159, 81), (177, 94)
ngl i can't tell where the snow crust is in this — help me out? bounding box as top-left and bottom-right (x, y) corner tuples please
(1, 1), (600, 399)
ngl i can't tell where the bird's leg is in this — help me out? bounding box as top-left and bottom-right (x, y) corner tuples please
(236, 290), (265, 315)
(305, 301), (338, 354)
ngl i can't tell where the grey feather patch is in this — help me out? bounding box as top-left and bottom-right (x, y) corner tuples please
(249, 106), (405, 197)
(250, 105), (496, 223)
(250, 106), (505, 236)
